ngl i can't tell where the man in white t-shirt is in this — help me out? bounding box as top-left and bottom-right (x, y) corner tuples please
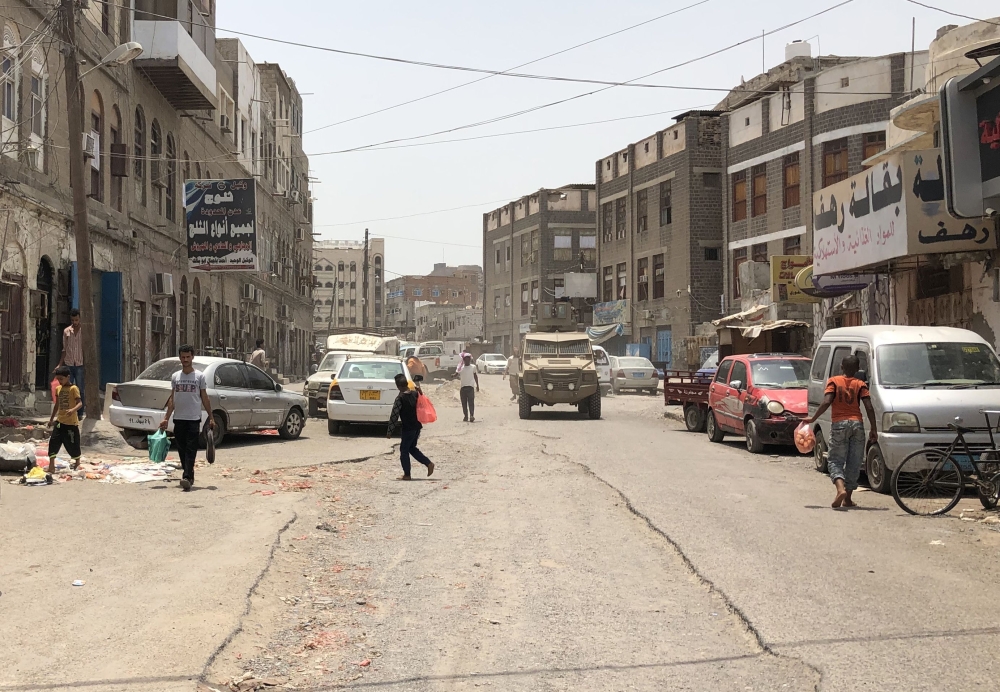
(160, 344), (215, 491)
(458, 354), (480, 422)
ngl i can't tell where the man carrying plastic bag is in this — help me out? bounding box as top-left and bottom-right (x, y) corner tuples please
(387, 373), (435, 481)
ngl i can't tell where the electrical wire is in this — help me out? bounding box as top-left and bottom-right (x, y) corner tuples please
(304, 0), (713, 134)
(903, 0), (1000, 28)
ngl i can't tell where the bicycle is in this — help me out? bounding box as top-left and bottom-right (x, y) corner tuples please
(891, 410), (1000, 516)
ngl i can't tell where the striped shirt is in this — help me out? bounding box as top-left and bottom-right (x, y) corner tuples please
(63, 326), (83, 366)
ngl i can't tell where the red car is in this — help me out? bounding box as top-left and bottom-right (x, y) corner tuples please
(706, 353), (811, 453)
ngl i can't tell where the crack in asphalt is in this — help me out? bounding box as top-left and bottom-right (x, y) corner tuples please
(200, 511), (299, 682)
(540, 442), (825, 691)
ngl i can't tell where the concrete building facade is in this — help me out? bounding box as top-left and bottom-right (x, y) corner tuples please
(483, 185), (597, 355)
(594, 112), (724, 368)
(311, 239), (385, 339)
(384, 268), (481, 339)
(415, 303), (483, 343)
(0, 1), (314, 409)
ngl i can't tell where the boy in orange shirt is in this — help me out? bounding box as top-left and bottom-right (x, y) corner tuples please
(805, 354), (877, 508)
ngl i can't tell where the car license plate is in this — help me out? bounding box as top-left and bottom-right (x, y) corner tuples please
(360, 390), (381, 401)
(952, 454), (975, 472)
(127, 415), (154, 428)
(633, 372), (645, 378)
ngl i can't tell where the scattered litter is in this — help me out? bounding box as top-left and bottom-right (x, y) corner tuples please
(0, 441), (37, 472)
(355, 599), (367, 605)
(20, 466), (52, 486)
(106, 463), (178, 484)
(416, 522), (433, 526)
(315, 522), (338, 532)
(929, 540), (945, 545)
(72, 580), (85, 587)
(356, 658), (371, 667)
(260, 490), (275, 496)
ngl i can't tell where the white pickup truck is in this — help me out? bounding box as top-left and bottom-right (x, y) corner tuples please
(402, 341), (463, 379)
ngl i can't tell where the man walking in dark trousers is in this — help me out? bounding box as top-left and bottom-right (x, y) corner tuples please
(458, 354), (479, 422)
(387, 373), (435, 481)
(160, 345), (215, 491)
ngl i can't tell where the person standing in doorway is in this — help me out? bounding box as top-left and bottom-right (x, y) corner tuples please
(57, 309), (85, 417)
(804, 354), (877, 509)
(458, 354), (479, 422)
(249, 339), (268, 370)
(387, 373), (434, 480)
(160, 345), (215, 491)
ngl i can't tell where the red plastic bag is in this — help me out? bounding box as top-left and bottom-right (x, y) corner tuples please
(50, 378), (59, 402)
(794, 422), (816, 454)
(416, 393), (437, 424)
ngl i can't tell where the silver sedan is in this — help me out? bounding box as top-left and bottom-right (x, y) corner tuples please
(610, 356), (660, 395)
(109, 356), (308, 447)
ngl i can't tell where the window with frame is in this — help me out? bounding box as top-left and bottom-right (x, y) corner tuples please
(636, 188), (648, 232)
(751, 164), (767, 216)
(412, 288), (422, 297)
(553, 232), (572, 261)
(521, 234), (530, 266)
(30, 75), (43, 137)
(102, 0), (112, 34)
(521, 282), (529, 316)
(531, 229), (539, 258)
(495, 247), (502, 266)
(783, 153), (800, 208)
(783, 235), (801, 254)
(752, 243), (768, 263)
(603, 266), (613, 302)
(506, 244), (511, 262)
(165, 134), (177, 222)
(602, 202), (613, 242)
(616, 198), (627, 239)
(637, 257), (649, 302)
(863, 131), (886, 162)
(659, 180), (672, 226)
(705, 247), (720, 261)
(1, 55), (13, 121)
(90, 93), (104, 202)
(580, 234), (596, 266)
(616, 262), (627, 300)
(653, 254), (665, 299)
(823, 138), (848, 187)
(531, 280), (539, 304)
(732, 171), (747, 221)
(732, 247), (747, 298)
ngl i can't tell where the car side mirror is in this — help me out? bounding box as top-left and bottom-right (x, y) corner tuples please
(856, 370), (868, 384)
(729, 380), (743, 391)
(274, 383), (282, 392)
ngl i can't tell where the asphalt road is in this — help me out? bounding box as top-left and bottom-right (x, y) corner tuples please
(1, 375), (997, 691)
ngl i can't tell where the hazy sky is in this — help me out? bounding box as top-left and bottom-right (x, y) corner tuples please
(217, 0), (995, 277)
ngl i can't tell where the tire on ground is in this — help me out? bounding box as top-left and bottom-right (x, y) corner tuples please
(588, 392), (602, 420)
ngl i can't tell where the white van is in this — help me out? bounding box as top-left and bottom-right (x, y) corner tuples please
(808, 326), (1000, 493)
(592, 345), (613, 396)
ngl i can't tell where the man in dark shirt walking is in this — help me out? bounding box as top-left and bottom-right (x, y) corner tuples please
(387, 373), (435, 480)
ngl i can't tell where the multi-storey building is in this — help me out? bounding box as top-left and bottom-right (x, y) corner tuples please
(482, 185), (597, 354)
(594, 112), (724, 368)
(311, 239), (385, 338)
(384, 267), (481, 339)
(415, 304), (483, 343)
(0, 1), (314, 409)
(719, 42), (927, 334)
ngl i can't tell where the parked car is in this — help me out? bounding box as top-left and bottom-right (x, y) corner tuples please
(304, 350), (373, 417)
(407, 342), (461, 379)
(706, 353), (811, 453)
(110, 357), (308, 447)
(327, 356), (414, 435)
(592, 345), (613, 396)
(807, 326), (1000, 493)
(696, 349), (719, 379)
(609, 356), (659, 395)
(476, 353), (507, 374)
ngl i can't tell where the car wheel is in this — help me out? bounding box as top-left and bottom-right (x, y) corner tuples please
(308, 398), (320, 417)
(814, 429), (829, 473)
(327, 419), (340, 436)
(683, 405), (705, 432)
(199, 413), (225, 449)
(745, 418), (765, 454)
(279, 408), (304, 440)
(707, 410), (725, 443)
(866, 443), (891, 494)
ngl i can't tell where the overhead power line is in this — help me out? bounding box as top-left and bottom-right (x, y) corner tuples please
(903, 0), (1000, 27)
(303, 0), (713, 134)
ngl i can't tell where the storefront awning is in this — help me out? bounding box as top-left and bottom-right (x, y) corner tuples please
(712, 304), (769, 328)
(586, 323), (624, 344)
(738, 319), (810, 340)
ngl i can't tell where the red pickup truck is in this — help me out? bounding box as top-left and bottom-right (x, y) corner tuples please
(663, 370), (713, 432)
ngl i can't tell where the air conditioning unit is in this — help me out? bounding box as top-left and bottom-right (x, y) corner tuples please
(294, 226), (304, 241)
(638, 275), (649, 283)
(255, 288), (264, 304)
(242, 283), (256, 300)
(282, 257), (293, 268)
(278, 304), (290, 320)
(270, 261), (281, 275)
(290, 190), (301, 204)
(220, 114), (232, 134)
(152, 272), (174, 296)
(83, 131), (99, 169)
(151, 156), (166, 188)
(151, 315), (167, 334)
(641, 310), (654, 320)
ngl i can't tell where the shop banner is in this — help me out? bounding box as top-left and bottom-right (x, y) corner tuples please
(771, 255), (818, 303)
(593, 299), (629, 326)
(813, 150), (991, 275)
(185, 179), (258, 272)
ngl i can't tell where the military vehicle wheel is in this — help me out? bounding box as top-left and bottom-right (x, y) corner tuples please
(588, 392), (602, 420)
(518, 393), (532, 419)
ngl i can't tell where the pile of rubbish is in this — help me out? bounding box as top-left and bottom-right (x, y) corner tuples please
(3, 440), (184, 485)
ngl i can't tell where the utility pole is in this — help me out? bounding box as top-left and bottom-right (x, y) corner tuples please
(362, 228), (369, 331)
(59, 0), (101, 420)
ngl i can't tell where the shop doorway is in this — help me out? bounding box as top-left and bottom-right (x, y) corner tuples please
(34, 258), (55, 389)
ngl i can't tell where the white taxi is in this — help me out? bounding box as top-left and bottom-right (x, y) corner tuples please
(327, 357), (414, 435)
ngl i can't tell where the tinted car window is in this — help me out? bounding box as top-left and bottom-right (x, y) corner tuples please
(245, 365), (275, 391)
(619, 358), (653, 368)
(593, 350), (609, 366)
(422, 346), (443, 356)
(811, 346), (831, 381)
(829, 346), (852, 378)
(215, 363), (246, 388)
(138, 359), (206, 381)
(729, 360), (748, 386)
(715, 359), (733, 383)
(855, 350), (869, 378)
(339, 361), (405, 380)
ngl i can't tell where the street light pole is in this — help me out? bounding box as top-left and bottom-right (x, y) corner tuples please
(59, 0), (101, 420)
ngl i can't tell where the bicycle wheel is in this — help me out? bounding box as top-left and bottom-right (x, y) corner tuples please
(891, 449), (964, 516)
(978, 472), (1000, 510)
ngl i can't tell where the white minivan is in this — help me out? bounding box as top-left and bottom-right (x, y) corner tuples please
(592, 345), (613, 396)
(808, 326), (1000, 493)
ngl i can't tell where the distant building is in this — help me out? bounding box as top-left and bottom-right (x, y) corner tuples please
(312, 239), (385, 340)
(482, 185), (597, 355)
(415, 304), (483, 343)
(384, 266), (481, 339)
